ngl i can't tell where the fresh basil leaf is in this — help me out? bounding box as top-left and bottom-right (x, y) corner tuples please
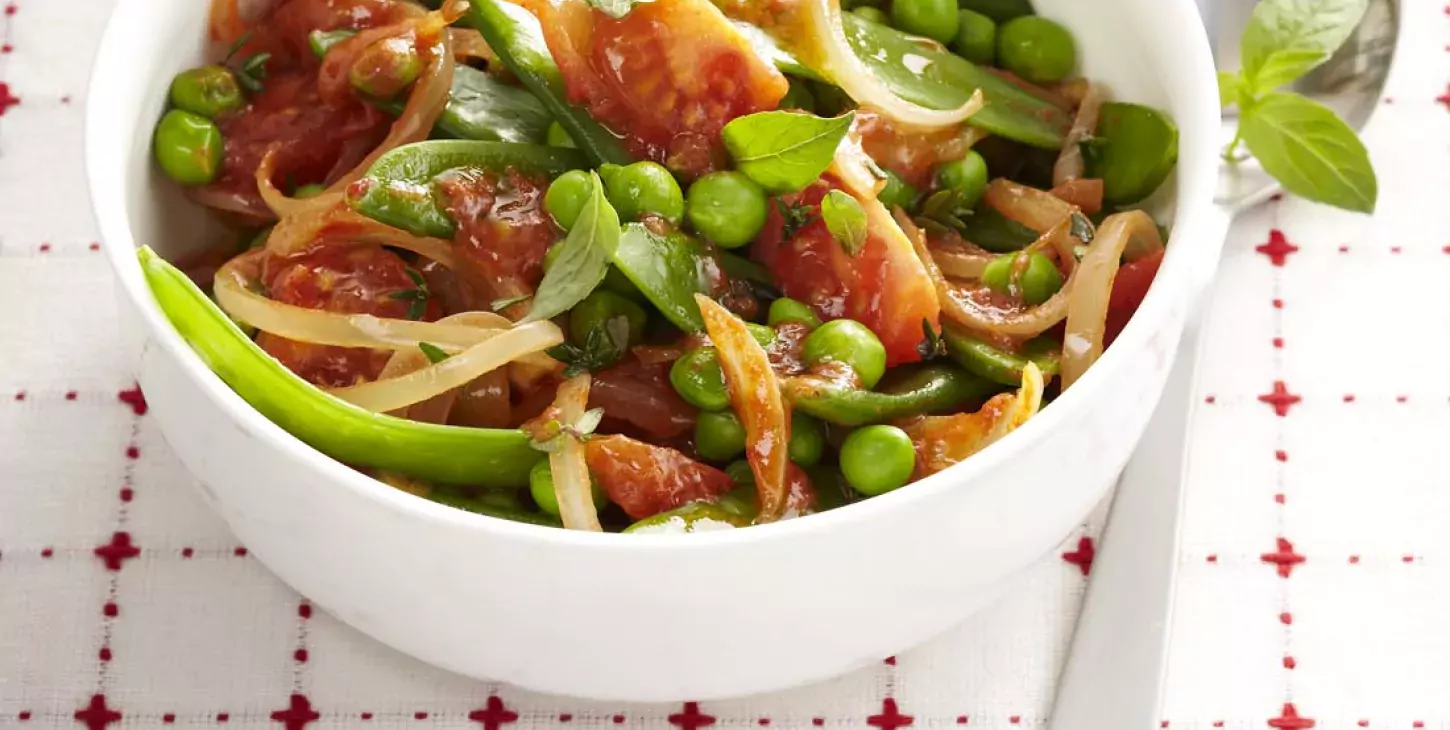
(491, 294), (531, 311)
(722, 111), (855, 194)
(586, 0), (642, 18)
(1239, 92), (1376, 213)
(418, 342), (450, 364)
(1218, 71), (1246, 109)
(821, 190), (868, 256)
(1240, 0), (1368, 87)
(1251, 47), (1329, 96)
(523, 172), (621, 322)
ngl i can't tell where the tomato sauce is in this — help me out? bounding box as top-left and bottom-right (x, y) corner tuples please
(256, 246), (439, 386)
(855, 111), (972, 189)
(589, 358), (698, 441)
(438, 168), (560, 312)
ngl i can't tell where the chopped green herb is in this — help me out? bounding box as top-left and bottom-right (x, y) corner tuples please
(820, 189), (868, 256)
(546, 315), (630, 377)
(491, 294), (531, 312)
(775, 199), (816, 240)
(418, 342), (450, 364)
(235, 52), (272, 92)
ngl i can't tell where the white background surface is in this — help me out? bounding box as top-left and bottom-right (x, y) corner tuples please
(2, 0), (1447, 726)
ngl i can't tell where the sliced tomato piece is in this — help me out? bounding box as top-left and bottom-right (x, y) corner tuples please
(590, 358), (698, 441)
(257, 246), (439, 386)
(526, 0), (788, 176)
(855, 111), (973, 189)
(1104, 249), (1163, 347)
(585, 434), (735, 519)
(438, 168), (559, 313)
(753, 173), (941, 366)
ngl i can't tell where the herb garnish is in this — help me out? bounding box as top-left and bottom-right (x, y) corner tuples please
(722, 111), (856, 194)
(523, 171), (621, 323)
(387, 267), (431, 321)
(528, 407), (606, 453)
(546, 315), (631, 377)
(235, 52), (272, 93)
(1219, 0), (1376, 212)
(820, 189), (868, 256)
(917, 318), (947, 360)
(418, 342), (450, 364)
(775, 199), (816, 240)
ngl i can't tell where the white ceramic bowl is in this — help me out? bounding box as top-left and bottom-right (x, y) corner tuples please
(86, 0), (1220, 702)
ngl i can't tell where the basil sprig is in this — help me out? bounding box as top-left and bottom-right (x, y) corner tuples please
(522, 171), (621, 322)
(722, 111), (855, 194)
(1220, 0), (1376, 212)
(820, 189), (867, 256)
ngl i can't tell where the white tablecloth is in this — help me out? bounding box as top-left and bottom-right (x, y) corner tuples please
(2, 0), (1446, 727)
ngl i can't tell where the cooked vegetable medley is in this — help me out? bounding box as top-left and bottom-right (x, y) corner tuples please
(143, 0), (1177, 533)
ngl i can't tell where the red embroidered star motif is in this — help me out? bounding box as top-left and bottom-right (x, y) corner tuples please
(270, 694), (319, 730)
(468, 696), (518, 730)
(867, 699), (913, 730)
(117, 384), (148, 416)
(75, 695), (121, 730)
(1261, 537), (1306, 578)
(1438, 84), (1450, 112)
(95, 532), (140, 571)
(0, 83), (18, 116)
(1062, 537), (1095, 575)
(1269, 703), (1315, 730)
(1258, 381), (1302, 417)
(1256, 230), (1299, 266)
(669, 702), (716, 730)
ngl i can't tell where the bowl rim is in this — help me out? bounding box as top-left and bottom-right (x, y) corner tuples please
(84, 0), (1223, 551)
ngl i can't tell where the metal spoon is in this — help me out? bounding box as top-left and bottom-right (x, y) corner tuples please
(1048, 2), (1398, 728)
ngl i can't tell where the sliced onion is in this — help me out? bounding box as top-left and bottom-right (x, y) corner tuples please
(987, 361), (1044, 443)
(376, 312), (510, 424)
(695, 293), (791, 523)
(256, 145), (348, 220)
(898, 209), (1070, 337)
(1059, 210), (1163, 388)
(449, 28), (496, 64)
(187, 186), (274, 222)
(932, 247), (993, 280)
(805, 0), (985, 129)
(547, 375), (604, 532)
(902, 362), (1043, 477)
(1053, 83), (1102, 186)
(214, 254), (557, 367)
(264, 203), (458, 267)
(984, 179), (1076, 234)
(1024, 217), (1077, 276)
(328, 320), (563, 412)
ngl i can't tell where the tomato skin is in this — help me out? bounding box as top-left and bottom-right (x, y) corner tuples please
(529, 0), (788, 176)
(438, 168), (559, 311)
(752, 181), (938, 366)
(1104, 249), (1163, 346)
(257, 246), (438, 386)
(585, 434), (734, 519)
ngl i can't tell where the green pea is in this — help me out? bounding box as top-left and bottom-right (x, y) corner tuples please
(937, 150), (989, 209)
(789, 413), (826, 467)
(529, 459), (606, 517)
(349, 35), (423, 100)
(767, 298), (821, 328)
(544, 169), (592, 230)
(715, 483), (759, 521)
(696, 410), (747, 462)
(294, 184), (326, 199)
(747, 322), (777, 348)
(890, 0), (959, 44)
(996, 15), (1076, 85)
(154, 109), (224, 187)
(600, 161), (685, 225)
(840, 425), (915, 495)
(546, 120), (577, 149)
(981, 252), (1062, 305)
(852, 5), (890, 24)
(953, 9), (996, 66)
(570, 290), (648, 352)
(623, 502), (748, 533)
(168, 66), (244, 119)
(803, 319), (887, 390)
(724, 459), (755, 486)
(877, 170), (919, 211)
(958, 0), (1031, 22)
(685, 171), (769, 248)
(779, 79), (817, 112)
(670, 347), (730, 412)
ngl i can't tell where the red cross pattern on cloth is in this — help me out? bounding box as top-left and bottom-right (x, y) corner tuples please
(1259, 381), (1302, 417)
(74, 694), (121, 730)
(1062, 537), (1096, 575)
(468, 696), (519, 729)
(1256, 230), (1299, 266)
(1269, 703), (1315, 729)
(670, 702), (717, 729)
(94, 532), (140, 571)
(867, 698), (913, 730)
(0, 82), (17, 116)
(1262, 537), (1306, 578)
(270, 694), (320, 730)
(117, 384), (148, 415)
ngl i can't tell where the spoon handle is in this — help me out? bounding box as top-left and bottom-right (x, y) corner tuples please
(1047, 205), (1231, 729)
